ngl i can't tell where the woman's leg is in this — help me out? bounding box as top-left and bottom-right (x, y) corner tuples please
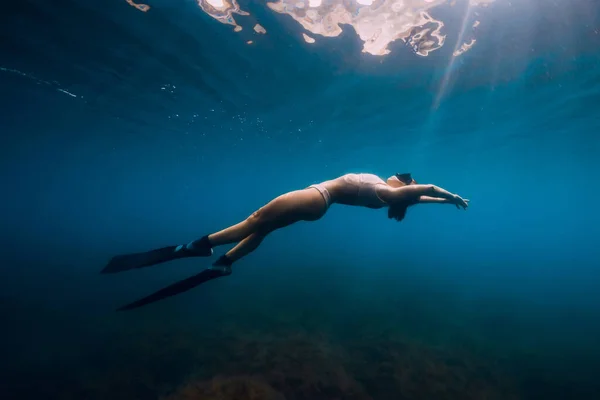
(206, 210), (264, 246)
(185, 208), (264, 253)
(224, 232), (267, 262)
(198, 188), (328, 265)
(101, 188), (327, 275)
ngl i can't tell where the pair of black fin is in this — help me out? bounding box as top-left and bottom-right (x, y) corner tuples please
(101, 245), (228, 311)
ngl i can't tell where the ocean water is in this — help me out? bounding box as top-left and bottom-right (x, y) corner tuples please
(1, 0), (599, 399)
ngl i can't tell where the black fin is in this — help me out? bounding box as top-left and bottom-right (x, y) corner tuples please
(116, 268), (230, 311)
(101, 245), (211, 274)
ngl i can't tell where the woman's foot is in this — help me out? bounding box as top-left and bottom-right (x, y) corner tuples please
(175, 235), (213, 256)
(210, 254), (233, 275)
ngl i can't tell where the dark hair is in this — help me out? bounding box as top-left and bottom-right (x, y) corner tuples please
(395, 173), (413, 185)
(388, 203), (408, 222)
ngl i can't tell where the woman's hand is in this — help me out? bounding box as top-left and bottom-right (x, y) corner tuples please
(452, 194), (470, 210)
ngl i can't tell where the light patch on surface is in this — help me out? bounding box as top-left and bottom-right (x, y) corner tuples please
(452, 20), (481, 57)
(207, 0), (225, 7)
(302, 33), (316, 43)
(254, 24), (267, 34)
(453, 38), (476, 56)
(267, 0), (452, 56)
(189, 0), (497, 57)
(125, 0), (150, 12)
(196, 0), (249, 31)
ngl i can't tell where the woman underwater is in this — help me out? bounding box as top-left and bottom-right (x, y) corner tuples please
(103, 172), (469, 310)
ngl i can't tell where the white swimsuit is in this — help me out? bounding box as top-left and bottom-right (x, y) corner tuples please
(308, 183), (332, 208)
(309, 173), (388, 209)
(342, 173), (388, 209)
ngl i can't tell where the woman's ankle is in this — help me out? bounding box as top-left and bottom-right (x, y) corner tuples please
(213, 254), (233, 267)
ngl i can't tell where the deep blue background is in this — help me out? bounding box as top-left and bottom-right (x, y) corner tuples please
(1, 0), (600, 398)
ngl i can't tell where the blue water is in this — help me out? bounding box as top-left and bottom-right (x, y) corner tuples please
(1, 0), (600, 399)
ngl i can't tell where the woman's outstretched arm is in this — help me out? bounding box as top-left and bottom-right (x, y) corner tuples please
(380, 184), (469, 209)
(417, 196), (470, 208)
(418, 196), (452, 204)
